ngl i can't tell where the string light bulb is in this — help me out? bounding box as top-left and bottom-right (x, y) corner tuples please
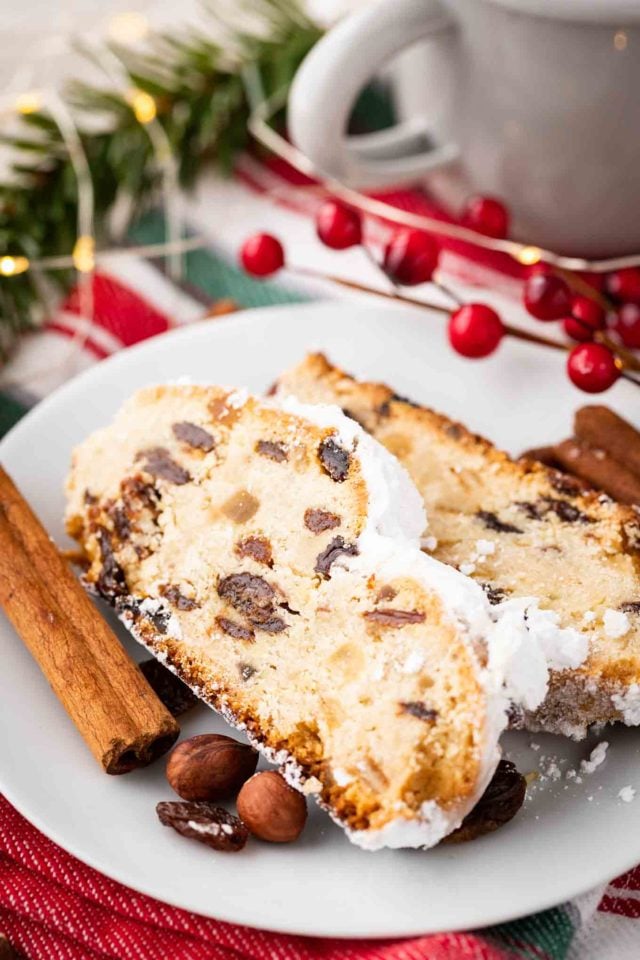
(0, 256), (30, 276)
(72, 235), (95, 273)
(126, 88), (157, 124)
(14, 92), (42, 115)
(517, 245), (543, 266)
(108, 12), (149, 45)
(614, 30), (628, 51)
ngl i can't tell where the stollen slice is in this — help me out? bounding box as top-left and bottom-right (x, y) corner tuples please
(276, 353), (640, 739)
(66, 384), (518, 849)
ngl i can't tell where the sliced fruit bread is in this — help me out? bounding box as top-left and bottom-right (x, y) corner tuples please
(66, 384), (515, 849)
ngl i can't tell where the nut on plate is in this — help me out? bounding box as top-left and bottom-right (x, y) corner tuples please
(156, 800), (248, 852)
(166, 733), (258, 801)
(237, 770), (307, 842)
(443, 759), (526, 844)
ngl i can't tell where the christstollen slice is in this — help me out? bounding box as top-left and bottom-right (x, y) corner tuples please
(276, 353), (640, 739)
(66, 384), (512, 849)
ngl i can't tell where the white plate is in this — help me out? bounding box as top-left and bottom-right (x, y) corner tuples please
(2, 302), (640, 939)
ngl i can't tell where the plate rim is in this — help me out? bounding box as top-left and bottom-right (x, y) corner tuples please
(0, 300), (637, 938)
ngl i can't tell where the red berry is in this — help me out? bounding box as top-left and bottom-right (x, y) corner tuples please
(523, 272), (571, 321)
(448, 304), (504, 358)
(239, 233), (284, 277)
(567, 343), (620, 393)
(562, 295), (606, 342)
(462, 195), (509, 239)
(383, 229), (439, 286)
(315, 200), (362, 250)
(606, 268), (640, 305)
(611, 302), (640, 348)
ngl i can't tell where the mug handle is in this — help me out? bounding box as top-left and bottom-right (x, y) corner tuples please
(288, 0), (458, 188)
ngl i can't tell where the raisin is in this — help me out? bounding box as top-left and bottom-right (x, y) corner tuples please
(280, 602), (300, 616)
(364, 608), (426, 626)
(160, 584), (199, 611)
(481, 582), (508, 605)
(216, 616), (255, 642)
(144, 604), (172, 634)
(110, 505), (131, 540)
(445, 424), (463, 440)
(517, 497), (591, 524)
(318, 437), (351, 482)
(239, 663), (257, 681)
(140, 447), (191, 485)
(476, 510), (523, 534)
(255, 439), (288, 462)
(515, 501), (544, 520)
(255, 616), (287, 634)
(443, 760), (526, 844)
(172, 421), (215, 452)
(83, 489), (97, 506)
(620, 601), (640, 614)
(95, 527), (127, 599)
(139, 658), (198, 716)
(217, 573), (289, 635)
(121, 476), (161, 512)
(314, 537), (359, 579)
(156, 801), (248, 852)
(304, 508), (341, 534)
(400, 701), (438, 721)
(543, 497), (592, 524)
(218, 573), (274, 620)
(235, 536), (273, 567)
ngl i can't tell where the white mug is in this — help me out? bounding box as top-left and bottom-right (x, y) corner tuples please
(288, 0), (640, 258)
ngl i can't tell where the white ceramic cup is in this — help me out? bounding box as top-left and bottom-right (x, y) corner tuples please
(289, 0), (640, 257)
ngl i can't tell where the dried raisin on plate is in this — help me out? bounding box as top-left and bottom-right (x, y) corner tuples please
(443, 760), (526, 844)
(156, 801), (249, 852)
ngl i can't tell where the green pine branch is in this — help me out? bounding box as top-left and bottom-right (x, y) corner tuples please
(0, 0), (322, 361)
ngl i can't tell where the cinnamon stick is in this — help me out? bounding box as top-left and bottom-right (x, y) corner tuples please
(575, 406), (640, 477)
(554, 439), (640, 505)
(519, 445), (564, 471)
(0, 466), (179, 774)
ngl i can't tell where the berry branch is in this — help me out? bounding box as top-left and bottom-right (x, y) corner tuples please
(238, 197), (640, 395)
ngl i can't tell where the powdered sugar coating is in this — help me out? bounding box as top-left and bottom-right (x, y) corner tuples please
(612, 684), (640, 724)
(603, 609), (630, 640)
(580, 741), (608, 774)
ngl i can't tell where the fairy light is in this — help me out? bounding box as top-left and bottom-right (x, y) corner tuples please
(614, 30), (628, 51)
(517, 246), (543, 266)
(0, 256), (30, 276)
(108, 12), (149, 45)
(72, 236), (95, 273)
(126, 88), (157, 124)
(14, 92), (42, 115)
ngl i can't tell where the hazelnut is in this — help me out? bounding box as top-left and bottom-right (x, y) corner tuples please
(166, 734), (258, 802)
(237, 770), (307, 842)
